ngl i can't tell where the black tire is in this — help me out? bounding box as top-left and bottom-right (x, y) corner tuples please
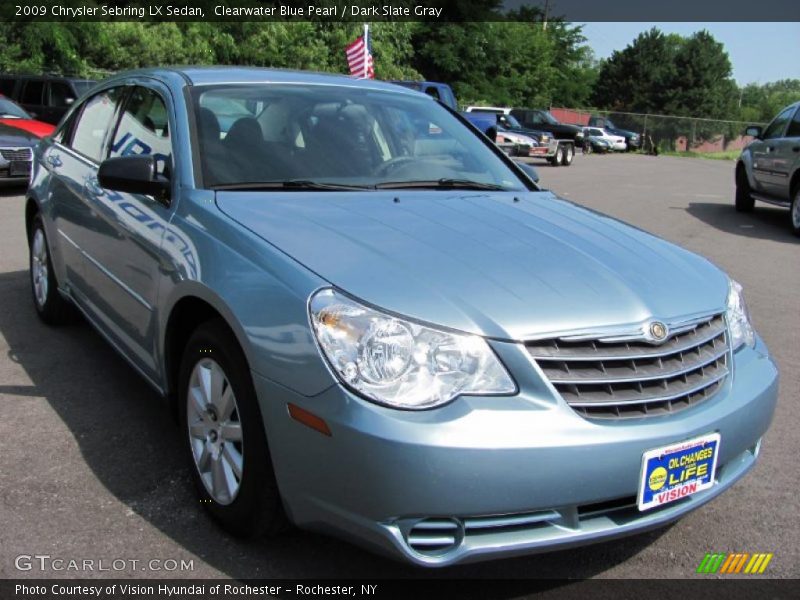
(550, 145), (564, 167)
(790, 187), (800, 237)
(178, 318), (286, 538)
(561, 144), (574, 166)
(29, 214), (75, 325)
(735, 168), (755, 213)
(583, 142), (593, 155)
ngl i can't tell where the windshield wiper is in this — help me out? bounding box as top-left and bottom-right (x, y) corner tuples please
(375, 178), (507, 191)
(211, 180), (372, 191)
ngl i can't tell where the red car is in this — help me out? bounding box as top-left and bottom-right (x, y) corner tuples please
(0, 96), (56, 138)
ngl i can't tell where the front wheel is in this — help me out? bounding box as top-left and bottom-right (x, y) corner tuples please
(561, 144), (574, 166)
(791, 188), (800, 237)
(29, 214), (74, 325)
(179, 319), (286, 538)
(735, 169), (755, 212)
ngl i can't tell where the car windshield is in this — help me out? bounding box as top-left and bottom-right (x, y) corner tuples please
(541, 112), (559, 125)
(501, 114), (524, 129)
(193, 84), (527, 191)
(0, 97), (30, 119)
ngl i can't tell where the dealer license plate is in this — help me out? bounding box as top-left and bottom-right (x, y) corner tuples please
(9, 161), (31, 177)
(638, 432), (720, 511)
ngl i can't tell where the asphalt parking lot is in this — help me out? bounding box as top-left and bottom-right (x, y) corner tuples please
(0, 153), (797, 580)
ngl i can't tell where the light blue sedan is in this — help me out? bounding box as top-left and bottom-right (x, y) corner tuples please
(25, 67), (778, 566)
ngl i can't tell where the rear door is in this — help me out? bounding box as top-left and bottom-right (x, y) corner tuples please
(45, 86), (126, 298)
(19, 79), (46, 121)
(80, 84), (176, 377)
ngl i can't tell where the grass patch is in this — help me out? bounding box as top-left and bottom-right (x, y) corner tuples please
(660, 150), (740, 161)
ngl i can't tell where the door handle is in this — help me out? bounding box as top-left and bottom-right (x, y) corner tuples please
(45, 154), (62, 168)
(766, 146), (775, 152)
(86, 177), (105, 197)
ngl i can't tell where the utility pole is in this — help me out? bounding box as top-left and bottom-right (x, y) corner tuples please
(543, 0), (550, 31)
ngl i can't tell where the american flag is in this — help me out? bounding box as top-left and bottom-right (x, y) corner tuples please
(345, 25), (374, 79)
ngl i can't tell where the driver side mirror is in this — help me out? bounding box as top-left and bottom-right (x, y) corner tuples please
(515, 162), (540, 183)
(745, 125), (762, 139)
(98, 155), (170, 201)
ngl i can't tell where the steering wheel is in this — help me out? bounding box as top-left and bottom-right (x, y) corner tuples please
(374, 156), (418, 178)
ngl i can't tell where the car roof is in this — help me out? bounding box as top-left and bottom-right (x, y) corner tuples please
(107, 66), (429, 99)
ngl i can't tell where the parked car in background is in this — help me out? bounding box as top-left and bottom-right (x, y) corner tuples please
(508, 108), (584, 144)
(582, 132), (613, 154)
(388, 80), (458, 111)
(583, 127), (626, 151)
(735, 101), (800, 236)
(0, 74), (95, 125)
(462, 112), (537, 157)
(463, 108), (548, 144)
(0, 96), (56, 138)
(465, 106), (574, 166)
(0, 121), (38, 185)
(588, 116), (641, 151)
(26, 67), (777, 567)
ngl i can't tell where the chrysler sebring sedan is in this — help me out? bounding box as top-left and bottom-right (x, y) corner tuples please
(26, 68), (778, 566)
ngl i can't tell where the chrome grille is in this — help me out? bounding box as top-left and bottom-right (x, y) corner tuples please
(527, 314), (729, 419)
(0, 148), (33, 161)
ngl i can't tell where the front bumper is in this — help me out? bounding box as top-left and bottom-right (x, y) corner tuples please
(255, 336), (778, 566)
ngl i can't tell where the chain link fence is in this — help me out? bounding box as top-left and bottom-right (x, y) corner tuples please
(551, 107), (767, 154)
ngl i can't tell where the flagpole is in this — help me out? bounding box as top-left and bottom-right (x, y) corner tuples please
(364, 23), (369, 79)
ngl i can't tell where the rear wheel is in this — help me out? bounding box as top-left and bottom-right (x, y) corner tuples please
(179, 319), (286, 538)
(29, 214), (74, 325)
(561, 144), (574, 166)
(550, 145), (564, 167)
(791, 188), (800, 237)
(735, 168), (755, 212)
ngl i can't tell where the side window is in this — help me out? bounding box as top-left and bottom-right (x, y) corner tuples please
(48, 81), (76, 107)
(424, 86), (441, 101)
(785, 107), (800, 138)
(0, 78), (15, 96)
(109, 87), (172, 175)
(21, 80), (44, 105)
(530, 112), (544, 125)
(70, 88), (124, 161)
(762, 106), (794, 140)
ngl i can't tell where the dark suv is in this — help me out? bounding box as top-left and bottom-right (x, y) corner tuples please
(0, 74), (95, 125)
(588, 115), (641, 151)
(510, 108), (584, 143)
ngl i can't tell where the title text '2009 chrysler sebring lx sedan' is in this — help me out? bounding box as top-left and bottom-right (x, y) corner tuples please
(25, 67), (778, 566)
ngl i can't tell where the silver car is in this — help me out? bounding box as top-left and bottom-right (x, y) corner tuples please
(736, 101), (800, 236)
(26, 67), (778, 566)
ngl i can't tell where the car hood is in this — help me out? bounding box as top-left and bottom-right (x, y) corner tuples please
(0, 122), (40, 146)
(0, 118), (55, 138)
(216, 190), (729, 340)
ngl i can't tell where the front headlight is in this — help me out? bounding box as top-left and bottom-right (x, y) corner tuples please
(726, 279), (755, 349)
(309, 289), (516, 409)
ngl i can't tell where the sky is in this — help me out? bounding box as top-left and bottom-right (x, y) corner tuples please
(580, 22), (800, 85)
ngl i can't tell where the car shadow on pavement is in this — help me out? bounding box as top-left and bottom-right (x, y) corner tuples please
(686, 202), (798, 243)
(0, 269), (666, 583)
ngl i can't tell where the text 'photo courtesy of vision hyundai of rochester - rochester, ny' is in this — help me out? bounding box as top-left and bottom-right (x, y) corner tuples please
(25, 67), (778, 566)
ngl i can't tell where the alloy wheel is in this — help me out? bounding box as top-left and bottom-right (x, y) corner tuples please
(31, 228), (49, 308)
(187, 358), (244, 505)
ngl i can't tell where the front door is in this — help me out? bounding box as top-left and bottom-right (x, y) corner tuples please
(750, 105), (794, 196)
(79, 85), (176, 378)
